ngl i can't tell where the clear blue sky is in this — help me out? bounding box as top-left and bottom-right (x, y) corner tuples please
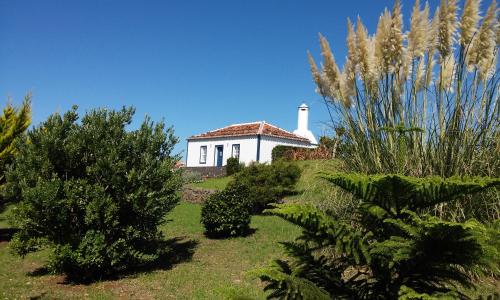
(1, 0), (490, 157)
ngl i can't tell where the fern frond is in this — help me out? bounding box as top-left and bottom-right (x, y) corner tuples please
(266, 204), (371, 264)
(251, 260), (331, 300)
(321, 173), (500, 212)
(398, 285), (461, 299)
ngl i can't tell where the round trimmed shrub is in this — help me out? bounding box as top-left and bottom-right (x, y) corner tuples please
(6, 106), (181, 281)
(201, 182), (252, 238)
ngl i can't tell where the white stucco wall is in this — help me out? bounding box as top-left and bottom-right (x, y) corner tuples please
(259, 136), (313, 164)
(186, 136), (258, 167)
(187, 135), (316, 167)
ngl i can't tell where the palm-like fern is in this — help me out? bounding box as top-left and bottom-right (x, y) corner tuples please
(254, 173), (500, 299)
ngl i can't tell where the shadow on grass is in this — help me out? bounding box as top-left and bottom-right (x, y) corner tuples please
(204, 227), (257, 240)
(27, 236), (198, 285)
(136, 237), (198, 272)
(0, 227), (19, 242)
(27, 266), (51, 277)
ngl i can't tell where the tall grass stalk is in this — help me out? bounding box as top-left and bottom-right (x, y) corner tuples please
(309, 0), (499, 221)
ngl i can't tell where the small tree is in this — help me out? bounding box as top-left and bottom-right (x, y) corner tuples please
(255, 173), (500, 299)
(6, 106), (181, 281)
(0, 95), (31, 207)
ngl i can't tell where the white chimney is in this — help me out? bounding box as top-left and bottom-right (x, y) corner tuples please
(293, 103), (318, 145)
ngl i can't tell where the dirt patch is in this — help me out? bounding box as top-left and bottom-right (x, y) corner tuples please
(100, 280), (154, 300)
(181, 186), (217, 203)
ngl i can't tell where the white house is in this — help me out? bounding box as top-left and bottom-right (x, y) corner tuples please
(186, 103), (317, 167)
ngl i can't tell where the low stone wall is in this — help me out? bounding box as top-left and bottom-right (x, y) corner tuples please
(184, 166), (226, 178)
(181, 186), (217, 203)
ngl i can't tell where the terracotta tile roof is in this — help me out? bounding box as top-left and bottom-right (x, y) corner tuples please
(188, 121), (310, 143)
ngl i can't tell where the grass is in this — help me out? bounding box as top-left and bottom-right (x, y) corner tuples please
(1, 160), (496, 299)
(0, 202), (301, 299)
(189, 175), (234, 190)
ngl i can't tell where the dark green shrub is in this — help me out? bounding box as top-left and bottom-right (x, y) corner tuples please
(6, 106), (181, 281)
(200, 182), (252, 237)
(271, 145), (297, 161)
(255, 173), (500, 299)
(226, 157), (244, 176)
(230, 161), (301, 213)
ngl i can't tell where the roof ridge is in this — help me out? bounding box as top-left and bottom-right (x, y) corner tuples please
(190, 121), (261, 138)
(228, 121), (262, 126)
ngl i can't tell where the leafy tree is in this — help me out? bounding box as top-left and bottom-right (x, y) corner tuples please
(254, 173), (500, 299)
(6, 106), (181, 281)
(0, 95), (31, 207)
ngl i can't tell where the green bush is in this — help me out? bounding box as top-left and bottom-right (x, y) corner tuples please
(255, 173), (500, 299)
(6, 106), (181, 281)
(200, 182), (252, 237)
(230, 161), (301, 213)
(226, 157), (244, 176)
(271, 145), (297, 161)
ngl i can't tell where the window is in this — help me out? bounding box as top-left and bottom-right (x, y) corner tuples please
(232, 144), (240, 160)
(199, 146), (207, 164)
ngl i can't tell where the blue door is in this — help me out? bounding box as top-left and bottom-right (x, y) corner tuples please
(216, 145), (223, 167)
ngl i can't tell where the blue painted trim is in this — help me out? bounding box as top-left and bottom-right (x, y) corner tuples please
(215, 145), (224, 167)
(256, 135), (261, 162)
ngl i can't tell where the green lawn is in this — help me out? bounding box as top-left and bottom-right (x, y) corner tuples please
(0, 202), (301, 299)
(1, 160), (496, 299)
(189, 175), (234, 190)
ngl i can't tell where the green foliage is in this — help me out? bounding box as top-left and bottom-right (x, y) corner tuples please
(272, 144), (336, 161)
(272, 145), (297, 161)
(226, 157), (244, 176)
(6, 106), (181, 281)
(322, 173), (500, 214)
(230, 161), (301, 213)
(318, 136), (335, 148)
(200, 182), (252, 237)
(0, 95), (31, 207)
(255, 173), (500, 299)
